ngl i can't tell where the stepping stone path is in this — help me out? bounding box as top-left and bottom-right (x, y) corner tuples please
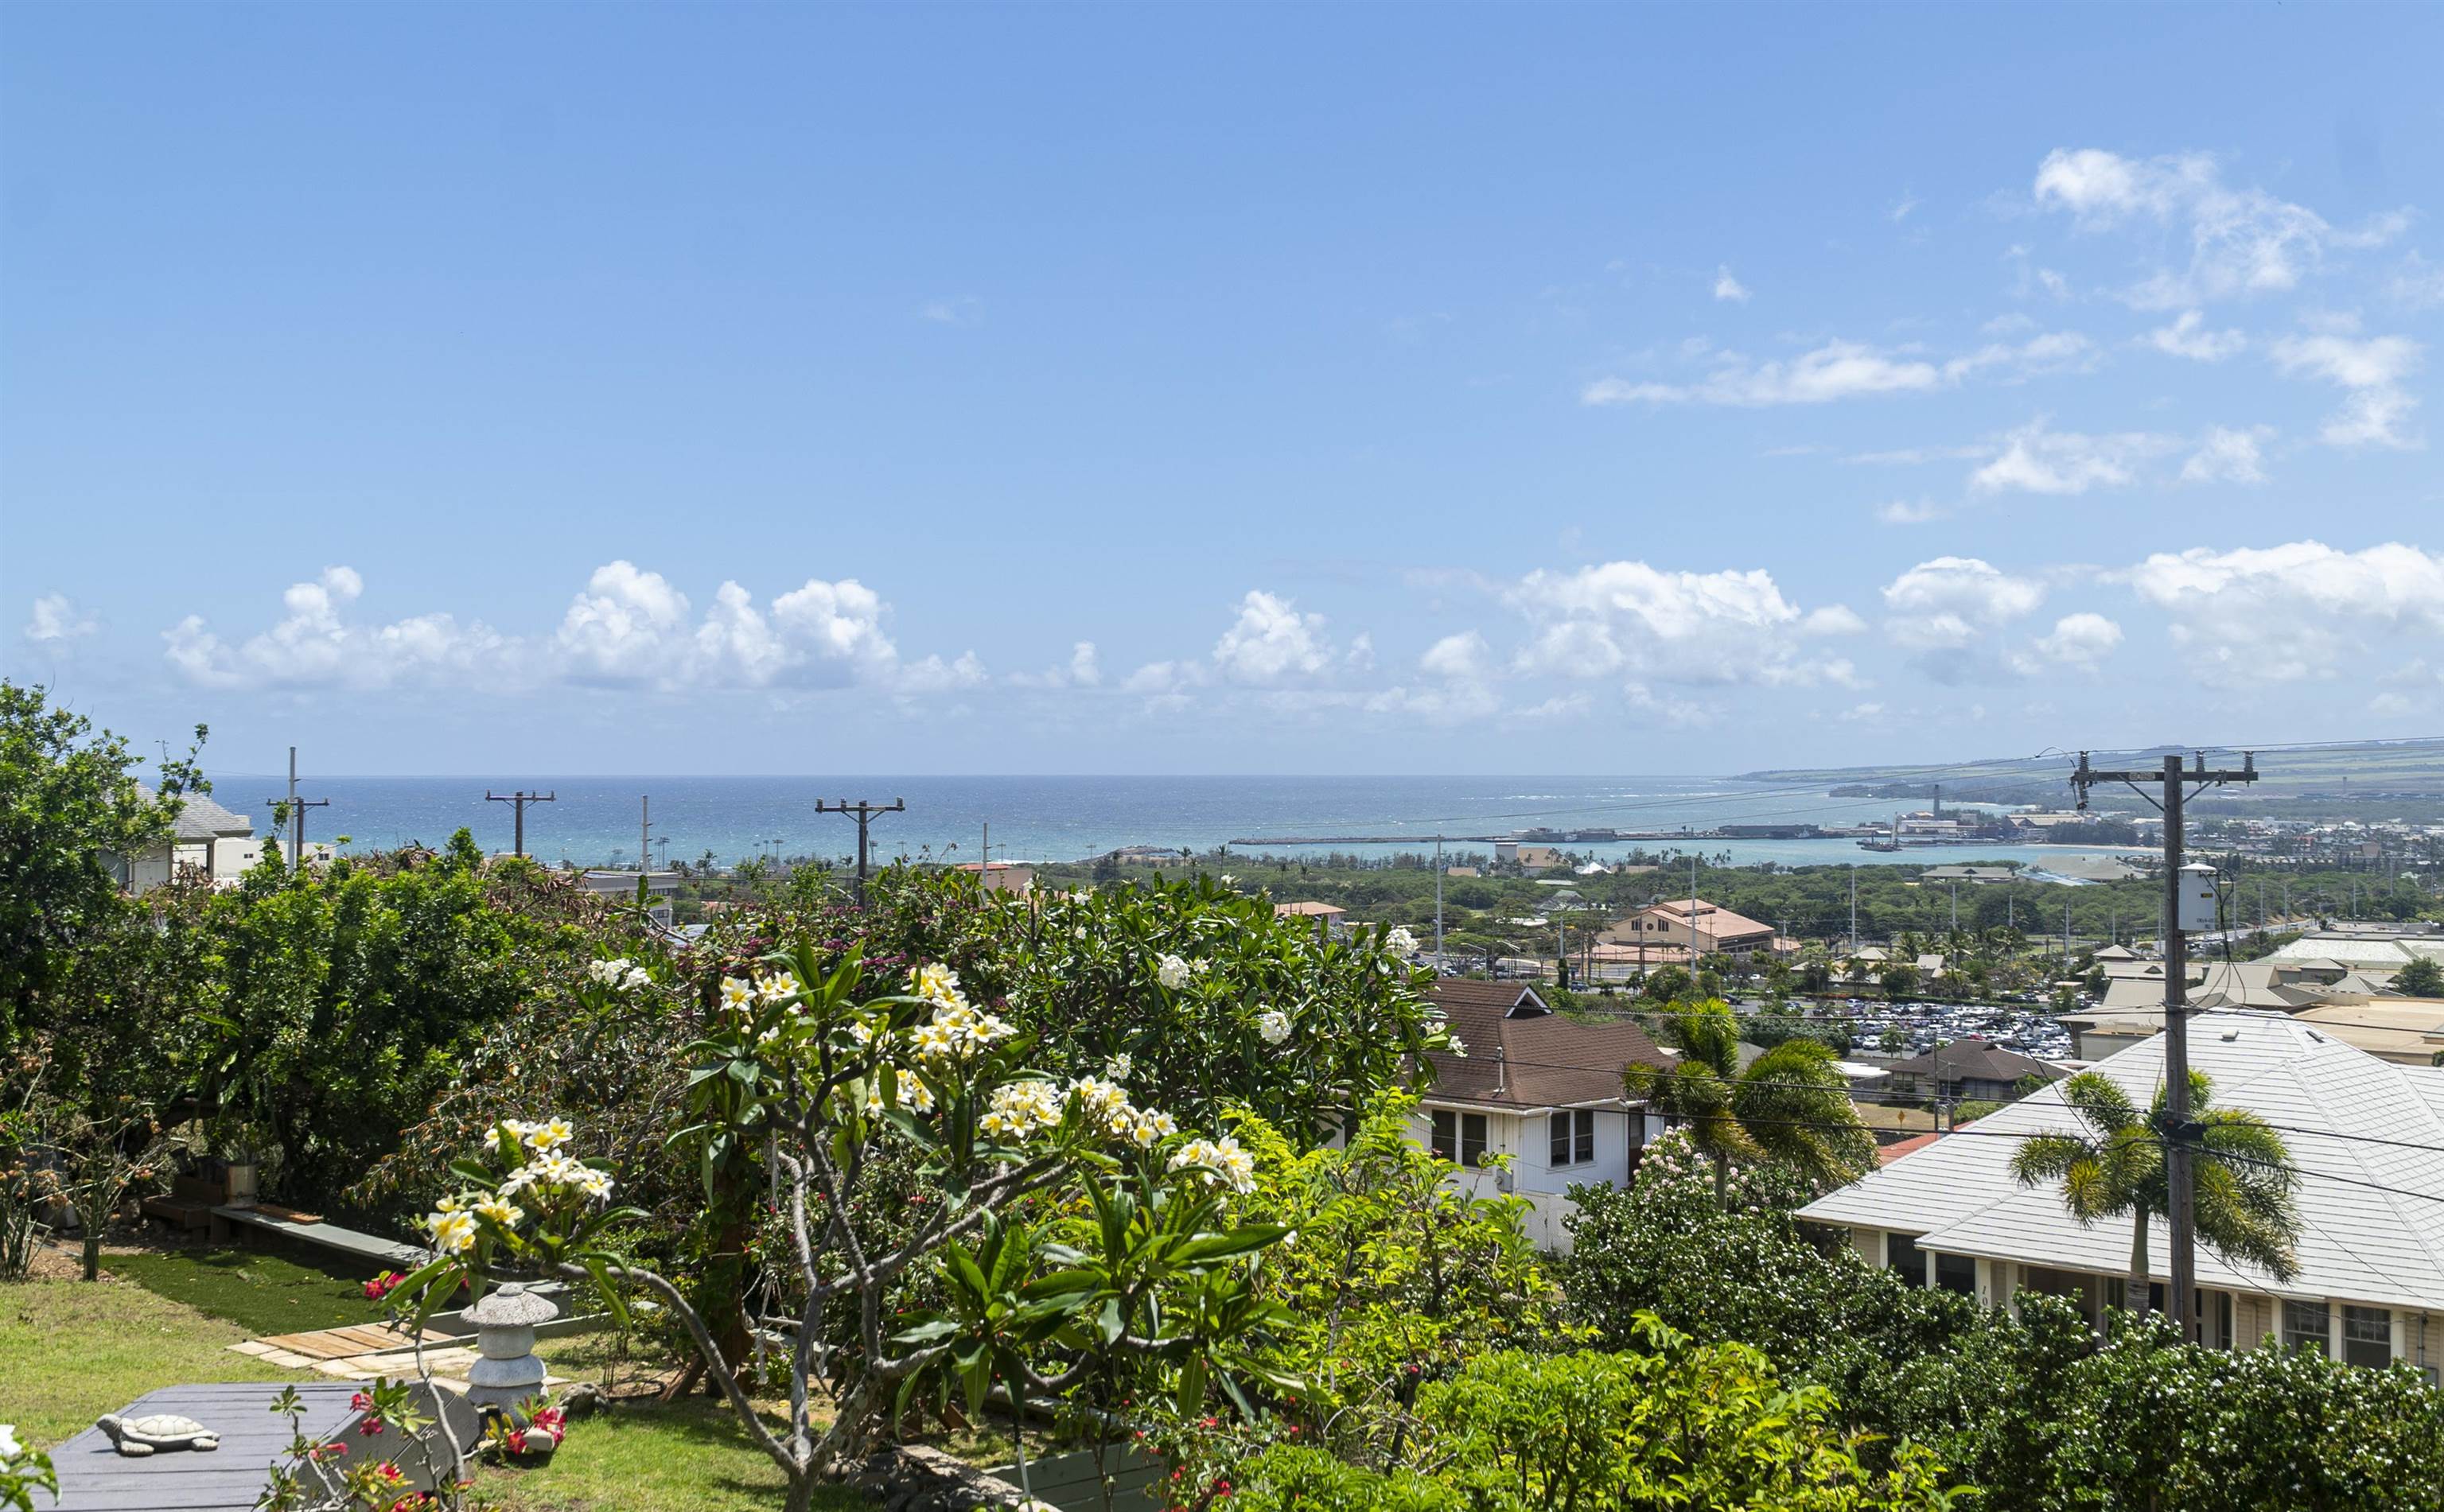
(229, 1324), (566, 1393)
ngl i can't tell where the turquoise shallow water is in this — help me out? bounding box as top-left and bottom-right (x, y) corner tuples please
(194, 771), (2132, 872)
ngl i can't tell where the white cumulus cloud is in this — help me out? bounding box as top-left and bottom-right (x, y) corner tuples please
(2030, 612), (2123, 668)
(1212, 590), (1334, 685)
(2122, 541), (2444, 686)
(1880, 556), (2046, 652)
(1506, 560), (1855, 687)
(23, 593), (96, 643)
(1969, 418), (2171, 496)
(1712, 266), (1751, 302)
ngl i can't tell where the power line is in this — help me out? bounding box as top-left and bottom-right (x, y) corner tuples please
(486, 789), (555, 859)
(816, 798), (905, 904)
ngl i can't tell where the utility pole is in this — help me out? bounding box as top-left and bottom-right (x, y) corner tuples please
(1434, 836), (1446, 964)
(2071, 749), (2259, 1342)
(267, 745), (329, 867)
(1849, 863), (1858, 956)
(639, 796), (654, 876)
(816, 797), (905, 904)
(485, 789), (556, 858)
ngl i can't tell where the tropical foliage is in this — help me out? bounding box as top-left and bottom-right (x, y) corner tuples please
(2008, 1069), (2299, 1315)
(1621, 999), (1873, 1198)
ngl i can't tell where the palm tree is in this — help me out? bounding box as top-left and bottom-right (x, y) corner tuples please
(1624, 999), (1874, 1201)
(2010, 1070), (2300, 1317)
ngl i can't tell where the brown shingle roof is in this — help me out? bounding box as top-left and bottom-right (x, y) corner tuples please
(1422, 979), (1671, 1109)
(1882, 1039), (2062, 1083)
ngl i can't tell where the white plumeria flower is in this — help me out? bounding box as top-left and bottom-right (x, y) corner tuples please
(912, 1023), (956, 1059)
(1219, 873), (1236, 885)
(847, 1020), (875, 1047)
(757, 1026), (781, 1044)
(1386, 926), (1420, 954)
(473, 1195), (523, 1228)
(903, 1079), (937, 1114)
(1168, 1134), (1257, 1195)
(575, 1168), (615, 1201)
(1103, 1052), (1133, 1082)
(909, 962), (963, 1005)
(428, 1210), (477, 1254)
(1073, 926), (1088, 940)
(621, 965), (651, 991)
(1155, 953), (1192, 989)
(719, 977), (755, 1010)
(527, 1117), (574, 1152)
(0, 1424), (23, 1459)
(1256, 1009), (1290, 1046)
(981, 1079), (1064, 1141)
(1446, 1035), (1468, 1058)
(757, 973), (798, 1005)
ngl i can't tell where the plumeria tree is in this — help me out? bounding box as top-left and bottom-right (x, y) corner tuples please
(0, 1425), (54, 1512)
(396, 935), (1391, 1511)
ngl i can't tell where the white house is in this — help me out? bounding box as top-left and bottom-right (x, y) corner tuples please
(1800, 1011), (2444, 1378)
(123, 788), (260, 894)
(1411, 979), (1671, 1252)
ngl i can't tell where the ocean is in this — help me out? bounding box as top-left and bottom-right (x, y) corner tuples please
(196, 772), (2130, 876)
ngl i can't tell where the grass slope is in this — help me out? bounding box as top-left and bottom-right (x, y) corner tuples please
(105, 1245), (389, 1335)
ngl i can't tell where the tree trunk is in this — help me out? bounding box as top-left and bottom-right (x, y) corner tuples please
(782, 1470), (819, 1512)
(2127, 1210), (2151, 1318)
(81, 1215), (103, 1281)
(1713, 1150), (1730, 1205)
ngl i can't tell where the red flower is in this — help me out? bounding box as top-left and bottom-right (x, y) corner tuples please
(505, 1428), (528, 1454)
(349, 1392), (372, 1411)
(359, 1417), (385, 1436)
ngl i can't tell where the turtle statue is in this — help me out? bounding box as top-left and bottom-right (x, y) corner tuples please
(96, 1413), (220, 1457)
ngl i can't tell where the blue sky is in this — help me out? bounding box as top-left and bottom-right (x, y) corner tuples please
(6, 2), (2441, 775)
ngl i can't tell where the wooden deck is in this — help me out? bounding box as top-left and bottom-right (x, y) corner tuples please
(45, 1382), (479, 1511)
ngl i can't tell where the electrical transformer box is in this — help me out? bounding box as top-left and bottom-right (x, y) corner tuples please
(2175, 864), (2220, 933)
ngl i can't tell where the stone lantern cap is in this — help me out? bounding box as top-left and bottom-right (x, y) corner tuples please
(464, 1281), (558, 1327)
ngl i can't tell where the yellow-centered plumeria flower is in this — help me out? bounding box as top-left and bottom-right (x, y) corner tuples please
(428, 1210), (477, 1254)
(903, 1079), (937, 1114)
(908, 962), (963, 1005)
(473, 1195), (523, 1227)
(527, 1117), (574, 1152)
(719, 976), (755, 1010)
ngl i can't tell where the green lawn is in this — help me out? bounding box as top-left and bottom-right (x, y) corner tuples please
(104, 1245), (392, 1335)
(484, 1396), (866, 1512)
(0, 1277), (312, 1446)
(1, 1276), (870, 1510)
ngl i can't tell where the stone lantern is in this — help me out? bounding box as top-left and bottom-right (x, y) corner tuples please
(462, 1281), (557, 1419)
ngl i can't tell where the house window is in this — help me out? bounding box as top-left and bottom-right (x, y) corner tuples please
(1934, 1250), (1976, 1297)
(2283, 1300), (2331, 1355)
(1548, 1110), (1597, 1167)
(1430, 1110), (1489, 1167)
(1886, 1233), (1926, 1286)
(2343, 1306), (2393, 1369)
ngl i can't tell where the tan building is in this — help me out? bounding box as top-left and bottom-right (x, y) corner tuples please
(1274, 900), (1349, 937)
(1601, 897), (1782, 958)
(953, 860), (1035, 897)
